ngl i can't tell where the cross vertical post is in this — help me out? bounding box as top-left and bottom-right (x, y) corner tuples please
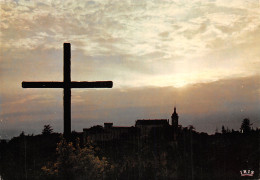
(64, 43), (71, 138)
(22, 43), (113, 139)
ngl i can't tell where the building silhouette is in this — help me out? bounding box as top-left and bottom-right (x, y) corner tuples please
(135, 119), (169, 138)
(171, 106), (179, 140)
(83, 107), (179, 142)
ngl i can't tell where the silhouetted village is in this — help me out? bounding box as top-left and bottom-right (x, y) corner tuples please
(83, 107), (179, 143)
(0, 107), (259, 180)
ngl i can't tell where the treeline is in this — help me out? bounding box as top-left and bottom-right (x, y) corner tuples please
(0, 119), (259, 180)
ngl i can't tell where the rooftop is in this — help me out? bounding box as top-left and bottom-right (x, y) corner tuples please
(135, 119), (169, 126)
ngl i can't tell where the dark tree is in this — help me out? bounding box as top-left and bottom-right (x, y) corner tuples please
(188, 125), (195, 131)
(42, 124), (53, 135)
(240, 118), (251, 134)
(42, 138), (114, 179)
(19, 131), (25, 137)
(221, 125), (226, 134)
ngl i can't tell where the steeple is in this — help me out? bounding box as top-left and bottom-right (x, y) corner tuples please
(171, 106), (179, 127)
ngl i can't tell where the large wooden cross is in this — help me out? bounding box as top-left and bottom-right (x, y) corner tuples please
(22, 43), (113, 137)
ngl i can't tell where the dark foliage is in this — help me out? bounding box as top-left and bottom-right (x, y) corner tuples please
(42, 124), (54, 135)
(0, 122), (259, 180)
(0, 132), (61, 180)
(240, 118), (251, 134)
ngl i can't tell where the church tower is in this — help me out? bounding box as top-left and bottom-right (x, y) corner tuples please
(171, 106), (179, 128)
(171, 106), (179, 141)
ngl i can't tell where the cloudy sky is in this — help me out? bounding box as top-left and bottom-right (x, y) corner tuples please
(0, 0), (260, 138)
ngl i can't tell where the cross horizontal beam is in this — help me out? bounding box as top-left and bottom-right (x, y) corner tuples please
(22, 81), (113, 88)
(22, 43), (113, 138)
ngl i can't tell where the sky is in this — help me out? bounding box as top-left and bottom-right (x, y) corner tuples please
(0, 0), (260, 138)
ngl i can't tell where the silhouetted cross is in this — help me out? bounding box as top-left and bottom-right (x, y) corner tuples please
(22, 43), (113, 138)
